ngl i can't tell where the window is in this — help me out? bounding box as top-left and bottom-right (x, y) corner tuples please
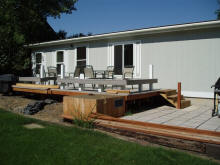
(35, 53), (42, 74)
(77, 47), (86, 67)
(114, 45), (123, 75)
(56, 51), (64, 75)
(124, 44), (133, 67)
(114, 44), (133, 75)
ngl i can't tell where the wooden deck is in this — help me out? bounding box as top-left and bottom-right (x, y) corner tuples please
(12, 85), (161, 102)
(12, 83), (220, 157)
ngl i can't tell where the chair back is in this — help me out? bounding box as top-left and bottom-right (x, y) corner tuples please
(123, 66), (134, 79)
(214, 77), (220, 90)
(107, 66), (114, 72)
(85, 65), (93, 69)
(47, 66), (57, 77)
(84, 65), (95, 78)
(74, 67), (81, 77)
(105, 66), (114, 78)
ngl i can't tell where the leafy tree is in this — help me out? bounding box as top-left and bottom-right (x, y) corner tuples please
(67, 32), (93, 39)
(79, 33), (86, 37)
(87, 32), (93, 36)
(0, 0), (77, 75)
(57, 30), (67, 39)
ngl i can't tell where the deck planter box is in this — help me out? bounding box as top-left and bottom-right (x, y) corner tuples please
(63, 94), (125, 120)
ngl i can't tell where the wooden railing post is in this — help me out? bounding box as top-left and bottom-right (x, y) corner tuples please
(177, 82), (181, 109)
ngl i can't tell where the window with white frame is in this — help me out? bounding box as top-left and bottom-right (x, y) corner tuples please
(76, 47), (86, 67)
(35, 53), (42, 74)
(56, 51), (64, 75)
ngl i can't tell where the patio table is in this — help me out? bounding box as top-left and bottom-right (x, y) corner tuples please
(58, 78), (158, 92)
(19, 77), (57, 84)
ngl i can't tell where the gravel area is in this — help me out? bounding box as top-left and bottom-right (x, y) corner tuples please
(0, 94), (64, 124)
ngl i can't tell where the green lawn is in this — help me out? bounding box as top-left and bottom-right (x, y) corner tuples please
(0, 109), (218, 165)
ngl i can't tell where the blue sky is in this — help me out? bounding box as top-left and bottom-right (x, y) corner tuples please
(47, 0), (219, 36)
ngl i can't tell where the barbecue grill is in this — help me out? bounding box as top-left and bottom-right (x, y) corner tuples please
(211, 77), (220, 117)
(0, 74), (17, 94)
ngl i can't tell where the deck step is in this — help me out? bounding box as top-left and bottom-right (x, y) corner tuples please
(160, 89), (191, 109)
(160, 89), (177, 96)
(167, 94), (184, 101)
(180, 100), (191, 109)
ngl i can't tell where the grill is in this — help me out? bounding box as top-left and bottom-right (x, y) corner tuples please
(211, 77), (220, 117)
(0, 74), (17, 94)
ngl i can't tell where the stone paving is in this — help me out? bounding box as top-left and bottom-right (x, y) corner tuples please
(122, 98), (220, 132)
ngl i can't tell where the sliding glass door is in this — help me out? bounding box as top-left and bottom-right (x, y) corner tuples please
(114, 45), (123, 75)
(114, 44), (133, 75)
(76, 46), (87, 67)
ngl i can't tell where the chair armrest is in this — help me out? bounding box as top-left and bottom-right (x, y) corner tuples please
(123, 72), (133, 79)
(105, 71), (114, 79)
(66, 72), (74, 77)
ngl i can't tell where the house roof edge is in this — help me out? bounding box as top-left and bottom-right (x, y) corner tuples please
(27, 20), (220, 48)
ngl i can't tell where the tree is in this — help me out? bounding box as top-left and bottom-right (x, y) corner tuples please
(57, 30), (67, 39)
(0, 0), (77, 75)
(87, 32), (93, 36)
(67, 32), (93, 39)
(216, 0), (220, 19)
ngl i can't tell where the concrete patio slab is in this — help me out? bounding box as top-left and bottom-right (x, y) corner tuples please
(122, 98), (220, 132)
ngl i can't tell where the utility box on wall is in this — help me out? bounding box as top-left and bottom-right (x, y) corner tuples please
(63, 94), (125, 120)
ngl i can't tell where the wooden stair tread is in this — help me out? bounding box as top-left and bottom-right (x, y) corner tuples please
(181, 100), (190, 103)
(160, 89), (177, 96)
(181, 100), (191, 109)
(160, 89), (176, 94)
(174, 100), (191, 108)
(167, 94), (184, 100)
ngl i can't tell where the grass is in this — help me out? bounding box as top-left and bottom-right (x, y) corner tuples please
(72, 118), (95, 129)
(71, 104), (96, 129)
(0, 109), (218, 165)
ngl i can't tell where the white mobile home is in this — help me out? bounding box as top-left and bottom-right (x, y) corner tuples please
(28, 20), (220, 98)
